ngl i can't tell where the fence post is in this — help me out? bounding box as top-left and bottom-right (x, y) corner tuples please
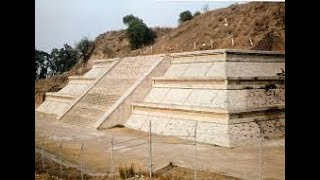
(194, 122), (198, 180)
(249, 38), (254, 47)
(259, 130), (263, 180)
(193, 42), (197, 50)
(41, 141), (45, 172)
(59, 143), (63, 178)
(258, 124), (263, 180)
(80, 143), (84, 180)
(210, 39), (213, 48)
(255, 120), (262, 180)
(231, 38), (234, 46)
(111, 137), (114, 180)
(148, 120), (153, 179)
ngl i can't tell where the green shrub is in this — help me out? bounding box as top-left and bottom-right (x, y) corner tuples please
(194, 11), (201, 17)
(178, 10), (193, 23)
(123, 14), (155, 49)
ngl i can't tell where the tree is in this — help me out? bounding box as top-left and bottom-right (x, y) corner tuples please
(178, 10), (193, 24)
(50, 44), (79, 74)
(194, 11), (201, 17)
(123, 14), (141, 25)
(123, 14), (155, 49)
(75, 37), (94, 66)
(35, 49), (51, 80)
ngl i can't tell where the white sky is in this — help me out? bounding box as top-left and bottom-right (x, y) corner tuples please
(35, 0), (241, 52)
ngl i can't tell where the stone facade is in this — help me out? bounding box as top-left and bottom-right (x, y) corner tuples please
(125, 49), (285, 147)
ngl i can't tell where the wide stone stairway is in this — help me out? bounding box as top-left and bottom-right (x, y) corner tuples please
(58, 55), (167, 128)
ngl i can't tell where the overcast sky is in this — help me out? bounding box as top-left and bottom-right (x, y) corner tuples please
(35, 0), (240, 52)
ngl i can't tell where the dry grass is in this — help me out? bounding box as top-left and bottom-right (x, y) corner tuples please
(90, 2), (284, 60)
(35, 153), (240, 180)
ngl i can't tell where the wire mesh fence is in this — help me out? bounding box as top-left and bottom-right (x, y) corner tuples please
(35, 120), (284, 180)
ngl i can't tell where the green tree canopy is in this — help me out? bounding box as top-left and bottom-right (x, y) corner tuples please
(179, 10), (193, 23)
(123, 14), (142, 25)
(35, 49), (51, 79)
(194, 11), (201, 17)
(50, 44), (79, 74)
(75, 37), (94, 66)
(123, 14), (155, 49)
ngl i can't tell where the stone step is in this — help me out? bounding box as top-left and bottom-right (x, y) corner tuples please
(75, 102), (114, 112)
(36, 100), (72, 116)
(170, 49), (284, 64)
(83, 67), (109, 78)
(170, 51), (225, 64)
(65, 107), (105, 120)
(105, 57), (157, 79)
(166, 50), (284, 78)
(92, 58), (119, 68)
(57, 83), (92, 96)
(131, 102), (285, 125)
(60, 114), (96, 128)
(152, 76), (285, 89)
(45, 92), (76, 103)
(68, 76), (96, 84)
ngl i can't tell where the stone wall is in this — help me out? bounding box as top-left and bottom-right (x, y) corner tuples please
(125, 113), (284, 147)
(124, 49), (285, 147)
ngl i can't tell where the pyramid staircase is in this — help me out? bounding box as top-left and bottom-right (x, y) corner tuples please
(58, 55), (170, 128)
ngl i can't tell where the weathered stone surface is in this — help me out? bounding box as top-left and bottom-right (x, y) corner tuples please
(36, 59), (118, 117)
(125, 49), (285, 147)
(144, 88), (228, 108)
(125, 113), (283, 147)
(97, 55), (171, 129)
(60, 55), (168, 128)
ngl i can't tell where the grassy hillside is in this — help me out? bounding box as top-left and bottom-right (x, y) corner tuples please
(90, 2), (284, 60)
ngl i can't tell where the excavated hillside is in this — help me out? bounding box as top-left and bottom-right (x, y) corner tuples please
(35, 2), (285, 106)
(90, 2), (284, 60)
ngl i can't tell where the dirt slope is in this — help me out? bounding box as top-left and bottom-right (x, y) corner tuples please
(91, 2), (284, 59)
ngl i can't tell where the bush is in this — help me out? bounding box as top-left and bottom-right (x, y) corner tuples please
(228, 3), (239, 11)
(123, 14), (139, 25)
(123, 14), (155, 49)
(75, 37), (94, 66)
(194, 11), (201, 17)
(178, 10), (193, 23)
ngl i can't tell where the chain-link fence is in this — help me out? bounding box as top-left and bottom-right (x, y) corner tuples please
(35, 120), (284, 180)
